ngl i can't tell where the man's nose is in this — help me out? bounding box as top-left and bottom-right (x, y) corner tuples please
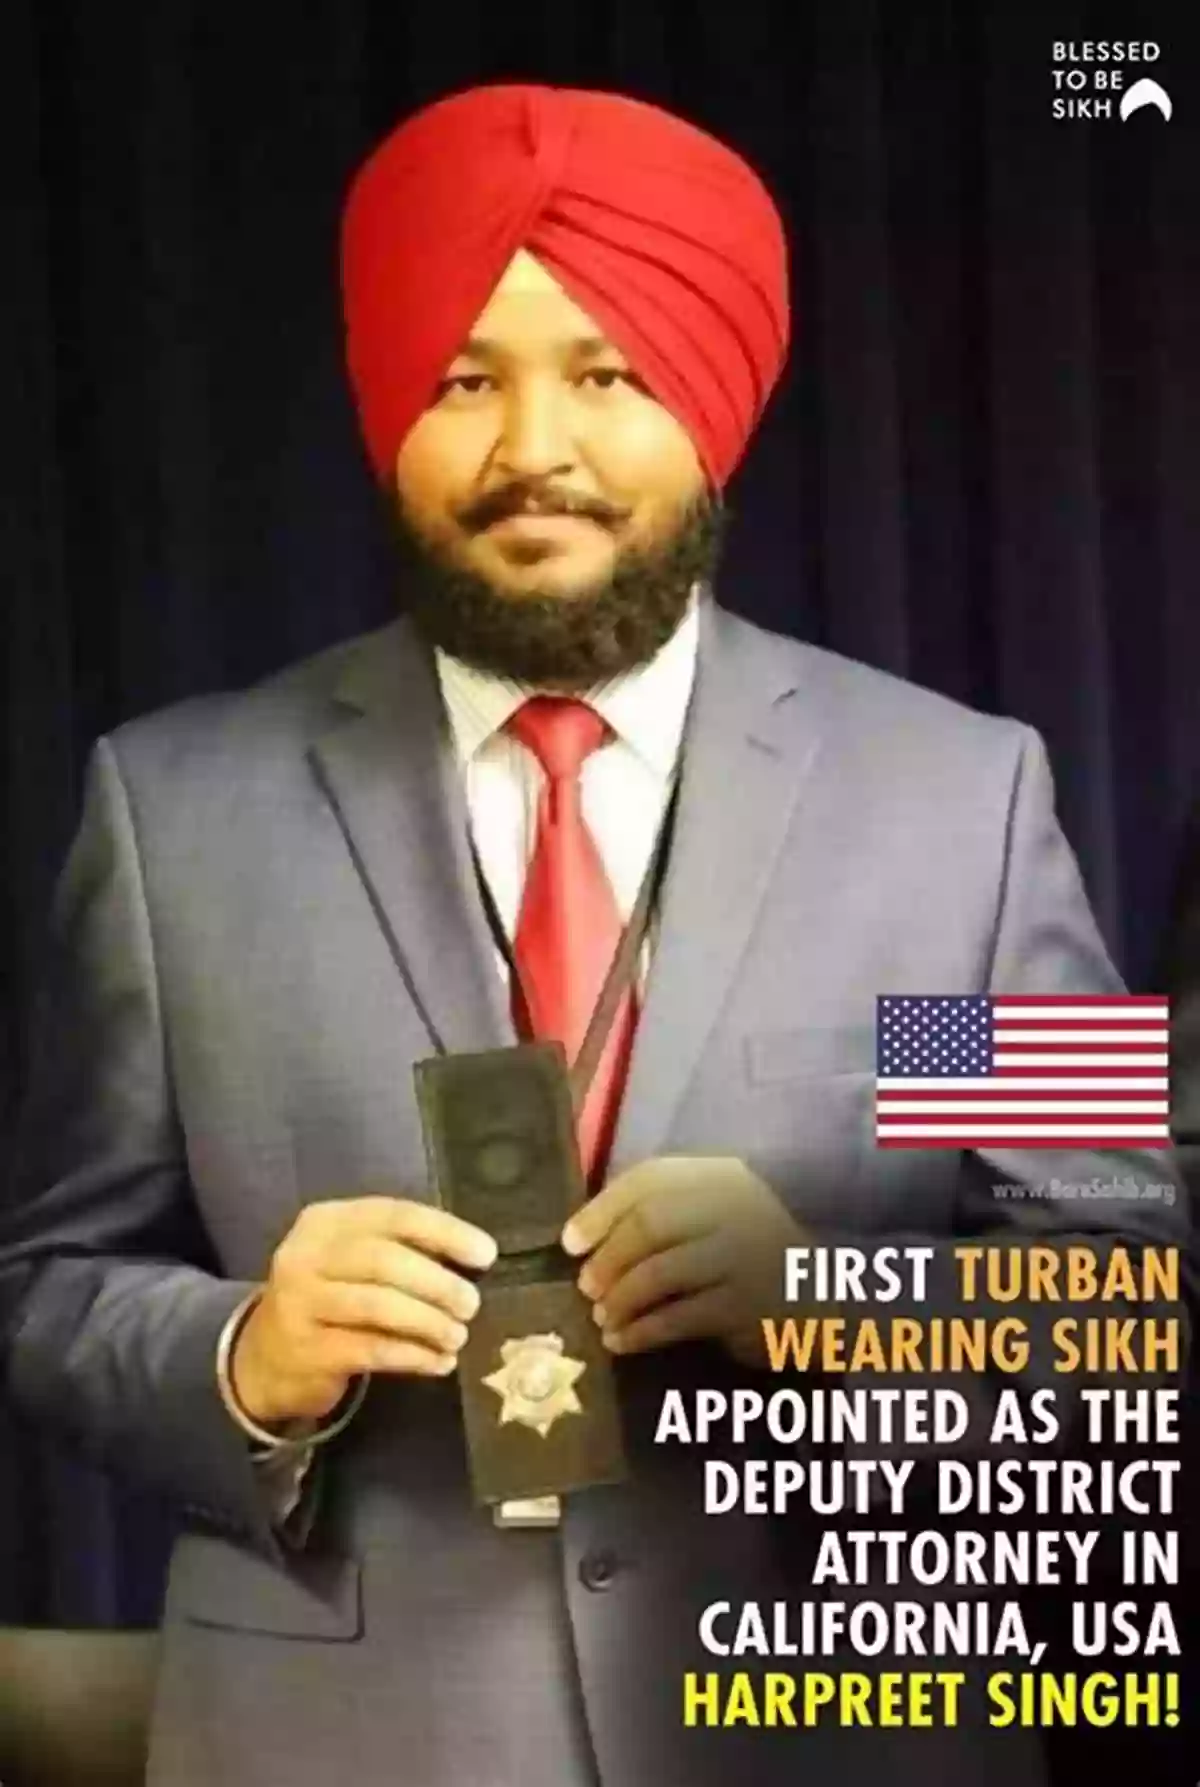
(493, 380), (576, 481)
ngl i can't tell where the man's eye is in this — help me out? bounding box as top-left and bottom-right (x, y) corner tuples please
(433, 369), (645, 403)
(436, 374), (493, 398)
(579, 368), (641, 391)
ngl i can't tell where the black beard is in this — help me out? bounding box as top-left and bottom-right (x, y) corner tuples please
(389, 494), (727, 690)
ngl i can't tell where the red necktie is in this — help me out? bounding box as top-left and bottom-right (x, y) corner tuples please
(506, 697), (638, 1186)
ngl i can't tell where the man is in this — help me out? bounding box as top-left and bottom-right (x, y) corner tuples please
(0, 84), (1185, 1787)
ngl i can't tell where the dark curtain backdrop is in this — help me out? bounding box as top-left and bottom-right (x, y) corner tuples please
(2, 0), (1197, 1663)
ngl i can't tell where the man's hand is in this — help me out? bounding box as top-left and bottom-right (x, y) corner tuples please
(561, 1157), (802, 1365)
(231, 1196), (497, 1426)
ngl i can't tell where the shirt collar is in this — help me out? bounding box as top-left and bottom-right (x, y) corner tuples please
(434, 586), (701, 778)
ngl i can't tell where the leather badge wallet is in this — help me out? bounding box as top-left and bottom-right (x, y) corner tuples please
(415, 1041), (627, 1507)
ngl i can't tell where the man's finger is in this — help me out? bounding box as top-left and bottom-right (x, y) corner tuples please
(561, 1161), (663, 1257)
(321, 1236), (482, 1323)
(314, 1196), (497, 1270)
(387, 1202), (498, 1269)
(577, 1188), (711, 1300)
(602, 1285), (734, 1355)
(316, 1330), (457, 1379)
(310, 1280), (470, 1357)
(593, 1236), (726, 1332)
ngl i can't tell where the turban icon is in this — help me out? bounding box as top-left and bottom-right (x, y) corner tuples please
(340, 84), (791, 490)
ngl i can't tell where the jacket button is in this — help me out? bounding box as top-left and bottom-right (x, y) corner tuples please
(579, 1549), (619, 1591)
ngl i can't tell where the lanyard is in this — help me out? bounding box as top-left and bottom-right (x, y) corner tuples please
(467, 775), (681, 1116)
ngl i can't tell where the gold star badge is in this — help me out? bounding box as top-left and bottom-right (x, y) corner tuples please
(483, 1332), (585, 1437)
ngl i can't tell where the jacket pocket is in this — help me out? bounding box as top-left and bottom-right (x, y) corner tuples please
(168, 1533), (363, 1641)
(744, 1026), (874, 1087)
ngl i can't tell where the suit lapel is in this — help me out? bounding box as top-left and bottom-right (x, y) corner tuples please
(609, 601), (828, 1170)
(309, 620), (513, 1057)
(307, 605), (829, 1161)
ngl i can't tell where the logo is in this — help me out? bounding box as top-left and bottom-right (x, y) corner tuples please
(1120, 78), (1172, 120)
(1051, 41), (1172, 122)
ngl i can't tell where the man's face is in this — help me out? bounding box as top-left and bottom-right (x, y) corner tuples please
(395, 249), (707, 598)
(388, 250), (723, 689)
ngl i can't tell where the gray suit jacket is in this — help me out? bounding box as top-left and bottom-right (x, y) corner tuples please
(1, 601), (1186, 1787)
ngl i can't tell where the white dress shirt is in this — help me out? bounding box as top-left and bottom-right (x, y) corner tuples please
(435, 587), (700, 977)
(225, 591), (701, 1496)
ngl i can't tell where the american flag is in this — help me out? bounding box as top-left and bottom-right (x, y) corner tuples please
(875, 994), (1171, 1148)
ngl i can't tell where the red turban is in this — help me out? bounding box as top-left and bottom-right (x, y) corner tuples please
(340, 84), (790, 490)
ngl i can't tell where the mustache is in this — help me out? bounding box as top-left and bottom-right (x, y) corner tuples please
(456, 481), (632, 534)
